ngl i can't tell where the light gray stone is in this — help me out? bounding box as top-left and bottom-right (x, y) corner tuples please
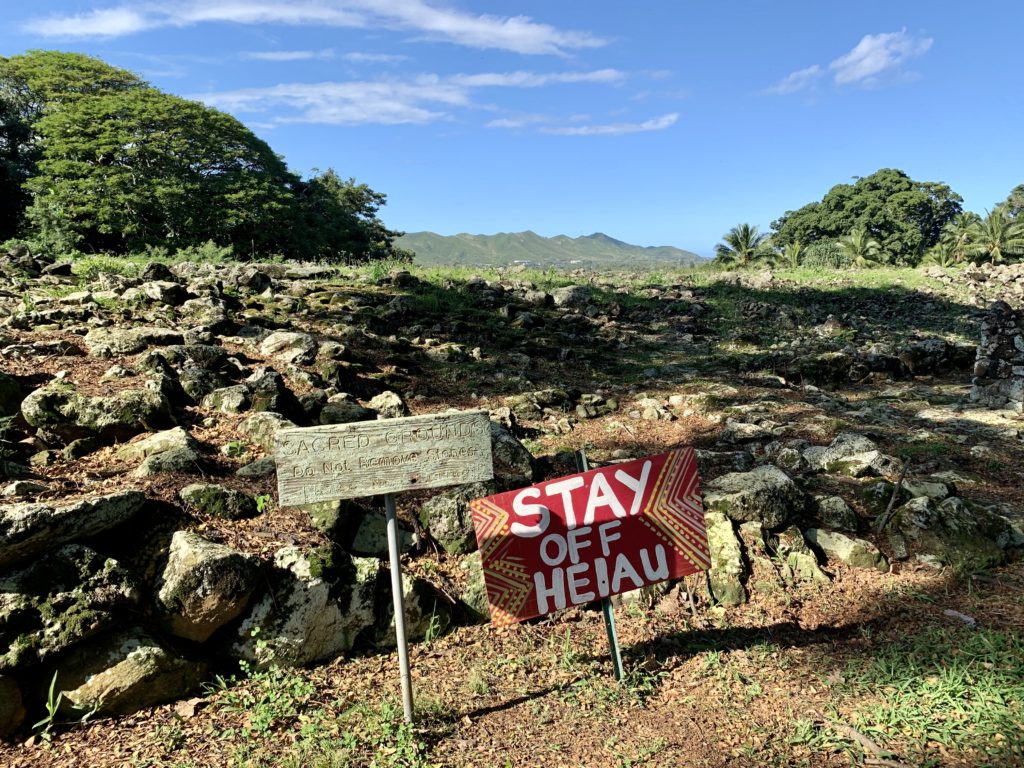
(702, 465), (803, 529)
(259, 331), (318, 366)
(704, 511), (746, 606)
(814, 495), (859, 532)
(54, 628), (207, 716)
(0, 491), (145, 569)
(83, 326), (183, 357)
(21, 382), (173, 444)
(368, 390), (409, 419)
(233, 546), (379, 668)
(156, 531), (262, 642)
(115, 427), (198, 462)
(179, 484), (257, 520)
(238, 412), (296, 452)
(805, 529), (888, 572)
(419, 481), (495, 554)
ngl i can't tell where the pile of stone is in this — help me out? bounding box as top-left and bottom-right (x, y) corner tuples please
(971, 301), (1024, 411)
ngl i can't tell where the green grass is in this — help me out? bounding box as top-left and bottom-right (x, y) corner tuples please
(835, 626), (1024, 765)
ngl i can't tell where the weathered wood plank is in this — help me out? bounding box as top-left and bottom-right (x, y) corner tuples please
(274, 410), (493, 505)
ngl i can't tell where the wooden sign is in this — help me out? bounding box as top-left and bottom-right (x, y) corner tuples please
(275, 410), (493, 506)
(469, 448), (710, 626)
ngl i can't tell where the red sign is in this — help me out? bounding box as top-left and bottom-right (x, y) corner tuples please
(469, 449), (710, 626)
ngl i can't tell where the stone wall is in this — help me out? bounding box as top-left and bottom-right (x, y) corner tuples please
(971, 301), (1024, 411)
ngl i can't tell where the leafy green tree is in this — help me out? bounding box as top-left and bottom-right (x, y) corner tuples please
(771, 168), (962, 265)
(1004, 184), (1024, 219)
(924, 240), (958, 268)
(296, 169), (412, 263)
(26, 88), (302, 255)
(838, 226), (882, 268)
(965, 208), (1024, 264)
(0, 51), (147, 241)
(714, 223), (765, 267)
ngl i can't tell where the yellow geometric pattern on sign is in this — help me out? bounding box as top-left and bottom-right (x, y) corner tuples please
(640, 448), (712, 570)
(469, 497), (532, 626)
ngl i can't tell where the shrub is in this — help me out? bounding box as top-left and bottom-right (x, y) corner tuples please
(801, 240), (852, 269)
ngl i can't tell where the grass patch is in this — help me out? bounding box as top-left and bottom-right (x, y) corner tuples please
(835, 626), (1024, 765)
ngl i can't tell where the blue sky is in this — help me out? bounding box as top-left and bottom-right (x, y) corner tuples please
(3, 1), (1022, 256)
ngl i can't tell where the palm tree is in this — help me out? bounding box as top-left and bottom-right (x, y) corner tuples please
(782, 242), (802, 269)
(924, 240), (958, 268)
(838, 226), (882, 268)
(940, 212), (980, 264)
(965, 208), (1024, 264)
(714, 223), (765, 268)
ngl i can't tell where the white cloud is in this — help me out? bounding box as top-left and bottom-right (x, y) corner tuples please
(25, 7), (151, 37)
(449, 69), (624, 88)
(542, 112), (678, 137)
(829, 30), (933, 86)
(342, 52), (410, 64)
(24, 0), (604, 55)
(195, 69), (625, 126)
(242, 49), (336, 61)
(763, 64), (822, 95)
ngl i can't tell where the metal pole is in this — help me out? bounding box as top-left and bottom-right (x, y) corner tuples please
(384, 493), (414, 723)
(574, 450), (625, 682)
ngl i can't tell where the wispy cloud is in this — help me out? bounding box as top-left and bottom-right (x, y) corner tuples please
(342, 52), (410, 64)
(542, 112), (678, 137)
(242, 49), (336, 62)
(766, 29), (933, 95)
(763, 64), (822, 95)
(829, 29), (933, 86)
(195, 69), (625, 126)
(24, 0), (605, 55)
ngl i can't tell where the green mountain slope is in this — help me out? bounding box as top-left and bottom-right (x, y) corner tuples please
(396, 230), (705, 268)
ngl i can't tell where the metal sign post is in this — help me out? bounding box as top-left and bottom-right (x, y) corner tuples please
(274, 410), (494, 724)
(575, 450), (625, 682)
(384, 493), (414, 722)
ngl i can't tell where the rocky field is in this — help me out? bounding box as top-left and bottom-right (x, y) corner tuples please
(0, 249), (1022, 767)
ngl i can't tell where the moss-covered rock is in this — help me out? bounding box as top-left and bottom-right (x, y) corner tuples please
(0, 544), (139, 670)
(0, 675), (24, 737)
(179, 484), (258, 520)
(52, 628), (207, 716)
(20, 382), (173, 445)
(891, 496), (1010, 572)
(115, 426), (198, 463)
(0, 490), (145, 569)
(774, 526), (830, 584)
(373, 575), (451, 648)
(704, 511), (746, 606)
(419, 481), (495, 554)
(458, 551), (490, 621)
(231, 546), (379, 668)
(804, 529), (889, 572)
(156, 531), (262, 642)
(83, 327), (184, 357)
(238, 411), (296, 452)
(702, 465), (804, 530)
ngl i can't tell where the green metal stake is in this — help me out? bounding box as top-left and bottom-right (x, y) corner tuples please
(574, 449), (625, 682)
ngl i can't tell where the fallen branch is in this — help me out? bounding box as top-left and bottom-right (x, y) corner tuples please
(876, 457), (910, 533)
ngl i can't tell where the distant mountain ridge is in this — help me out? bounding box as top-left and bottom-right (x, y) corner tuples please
(396, 230), (704, 268)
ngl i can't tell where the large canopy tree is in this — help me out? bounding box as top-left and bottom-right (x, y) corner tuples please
(0, 51), (147, 241)
(2, 50), (406, 263)
(770, 168), (963, 265)
(26, 88), (303, 255)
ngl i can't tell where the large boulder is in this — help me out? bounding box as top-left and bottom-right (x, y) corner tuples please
(889, 496), (1016, 572)
(0, 676), (24, 737)
(52, 628), (207, 716)
(179, 483), (258, 520)
(115, 426), (198, 463)
(419, 481), (495, 554)
(703, 511), (746, 606)
(373, 576), (451, 648)
(0, 373), (23, 418)
(0, 545), (139, 670)
(156, 531), (262, 642)
(702, 465), (804, 530)
(238, 412), (296, 452)
(0, 490), (145, 569)
(816, 432), (900, 478)
(20, 382), (173, 445)
(805, 529), (888, 572)
(489, 421), (537, 486)
(259, 331), (318, 366)
(83, 327), (184, 357)
(232, 546), (379, 668)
